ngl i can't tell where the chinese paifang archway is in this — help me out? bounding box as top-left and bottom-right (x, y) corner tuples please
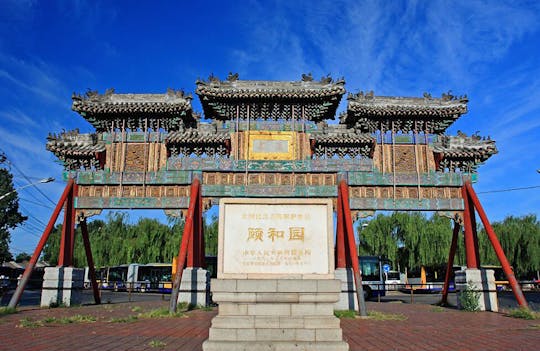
(9, 73), (528, 310)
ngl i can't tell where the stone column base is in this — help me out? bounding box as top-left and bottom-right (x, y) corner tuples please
(334, 268), (357, 310)
(177, 268), (210, 307)
(40, 267), (84, 307)
(203, 279), (349, 351)
(455, 268), (498, 312)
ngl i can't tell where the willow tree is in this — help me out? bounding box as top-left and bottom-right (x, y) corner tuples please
(478, 214), (540, 278)
(357, 212), (455, 272)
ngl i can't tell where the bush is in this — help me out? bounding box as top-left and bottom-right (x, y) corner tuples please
(459, 282), (480, 312)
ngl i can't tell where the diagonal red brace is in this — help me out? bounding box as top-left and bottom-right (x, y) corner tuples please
(465, 181), (528, 308)
(8, 179), (74, 308)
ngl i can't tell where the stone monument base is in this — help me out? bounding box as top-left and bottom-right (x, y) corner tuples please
(334, 268), (358, 310)
(203, 279), (349, 351)
(40, 267), (84, 307)
(455, 268), (498, 312)
(177, 267), (210, 307)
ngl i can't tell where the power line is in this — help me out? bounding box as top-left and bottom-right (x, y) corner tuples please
(19, 197), (55, 210)
(477, 185), (540, 194)
(0, 149), (56, 205)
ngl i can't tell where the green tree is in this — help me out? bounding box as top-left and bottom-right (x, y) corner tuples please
(15, 252), (31, 262)
(478, 214), (540, 278)
(358, 212), (455, 272)
(0, 165), (27, 263)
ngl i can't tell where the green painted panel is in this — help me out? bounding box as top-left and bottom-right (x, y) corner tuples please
(168, 158), (373, 172)
(75, 170), (192, 185)
(202, 185), (337, 197)
(349, 198), (464, 211)
(75, 196), (190, 209)
(347, 171), (464, 186)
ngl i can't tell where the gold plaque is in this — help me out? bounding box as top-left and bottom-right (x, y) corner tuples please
(245, 131), (296, 160)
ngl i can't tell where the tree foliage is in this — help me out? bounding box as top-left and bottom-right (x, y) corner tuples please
(42, 212), (220, 267)
(0, 166), (27, 263)
(357, 212), (540, 279)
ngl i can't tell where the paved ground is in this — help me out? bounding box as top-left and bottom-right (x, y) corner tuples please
(1, 299), (538, 351)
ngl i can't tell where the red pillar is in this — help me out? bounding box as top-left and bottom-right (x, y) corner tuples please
(335, 189), (346, 268)
(339, 180), (367, 316)
(464, 182), (528, 308)
(461, 185), (478, 268)
(59, 181), (76, 266)
(468, 193), (481, 266)
(8, 179), (74, 308)
(441, 220), (460, 305)
(198, 188), (205, 268)
(80, 219), (101, 304)
(170, 178), (199, 312)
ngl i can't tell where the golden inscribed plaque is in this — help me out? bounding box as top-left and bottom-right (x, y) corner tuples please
(245, 131), (296, 160)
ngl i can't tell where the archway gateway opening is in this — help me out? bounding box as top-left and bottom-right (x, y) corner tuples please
(8, 74), (527, 347)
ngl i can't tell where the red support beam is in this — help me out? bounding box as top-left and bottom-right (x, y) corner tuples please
(468, 193), (481, 266)
(335, 188), (346, 269)
(461, 185), (478, 268)
(339, 180), (367, 317)
(198, 187), (205, 268)
(69, 184), (79, 262)
(59, 183), (75, 266)
(464, 182), (528, 308)
(169, 178), (200, 313)
(80, 218), (101, 305)
(8, 179), (74, 308)
(441, 220), (460, 305)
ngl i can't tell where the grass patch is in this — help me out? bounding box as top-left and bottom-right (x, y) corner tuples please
(528, 324), (540, 330)
(0, 307), (17, 316)
(18, 318), (42, 328)
(59, 315), (96, 324)
(367, 310), (407, 321)
(431, 306), (447, 313)
(506, 307), (540, 320)
(109, 315), (138, 323)
(139, 307), (185, 319)
(18, 315), (96, 328)
(148, 340), (167, 348)
(334, 310), (357, 319)
(131, 306), (142, 313)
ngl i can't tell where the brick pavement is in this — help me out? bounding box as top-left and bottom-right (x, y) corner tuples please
(1, 300), (538, 350)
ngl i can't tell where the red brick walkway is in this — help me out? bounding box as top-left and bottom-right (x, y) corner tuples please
(1, 301), (538, 350)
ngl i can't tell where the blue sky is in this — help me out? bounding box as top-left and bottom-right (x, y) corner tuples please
(1, 0), (539, 256)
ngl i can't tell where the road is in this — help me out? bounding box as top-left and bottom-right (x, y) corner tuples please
(2, 288), (539, 311)
(378, 290), (540, 311)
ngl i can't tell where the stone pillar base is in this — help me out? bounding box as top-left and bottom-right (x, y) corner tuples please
(455, 268), (498, 312)
(40, 267), (84, 307)
(203, 279), (349, 351)
(177, 268), (210, 307)
(334, 268), (358, 310)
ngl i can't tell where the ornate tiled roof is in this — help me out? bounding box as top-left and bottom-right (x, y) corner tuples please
(432, 133), (497, 172)
(46, 130), (105, 170)
(196, 73), (345, 122)
(71, 88), (195, 132)
(310, 124), (375, 159)
(46, 130), (105, 156)
(310, 125), (374, 144)
(344, 92), (468, 134)
(166, 128), (230, 144)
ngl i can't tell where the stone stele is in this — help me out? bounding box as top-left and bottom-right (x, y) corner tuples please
(203, 198), (349, 351)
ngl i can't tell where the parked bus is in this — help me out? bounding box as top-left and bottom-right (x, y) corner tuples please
(84, 265), (128, 291)
(127, 263), (172, 293)
(359, 255), (391, 299)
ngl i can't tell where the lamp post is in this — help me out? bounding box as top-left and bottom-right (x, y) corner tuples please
(0, 177), (55, 201)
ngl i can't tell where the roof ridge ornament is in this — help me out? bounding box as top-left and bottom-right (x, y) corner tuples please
(301, 73), (313, 82)
(227, 72), (239, 82)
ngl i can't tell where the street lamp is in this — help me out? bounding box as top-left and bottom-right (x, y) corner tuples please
(0, 177), (55, 201)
